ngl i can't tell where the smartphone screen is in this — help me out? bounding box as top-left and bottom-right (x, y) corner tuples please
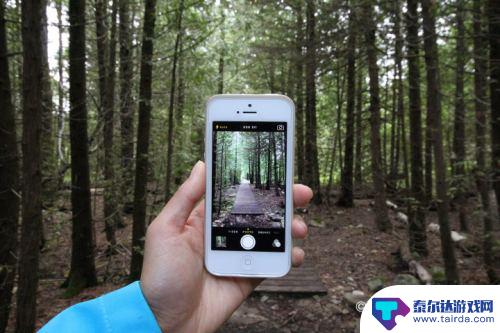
(211, 121), (287, 252)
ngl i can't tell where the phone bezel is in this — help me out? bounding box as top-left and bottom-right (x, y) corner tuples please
(204, 94), (295, 277)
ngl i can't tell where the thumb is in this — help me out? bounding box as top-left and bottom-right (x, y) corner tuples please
(156, 161), (206, 230)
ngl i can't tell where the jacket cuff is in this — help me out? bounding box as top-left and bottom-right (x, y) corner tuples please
(98, 281), (162, 333)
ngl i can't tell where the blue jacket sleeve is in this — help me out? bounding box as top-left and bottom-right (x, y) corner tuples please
(39, 281), (162, 333)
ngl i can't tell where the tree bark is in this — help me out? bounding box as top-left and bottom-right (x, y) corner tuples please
(65, 0), (98, 296)
(451, 0), (468, 232)
(475, 0), (499, 283)
(217, 1), (225, 94)
(56, 0), (65, 167)
(363, 1), (390, 232)
(0, 2), (19, 331)
(130, 0), (157, 281)
(40, 0), (55, 211)
(165, 0), (184, 201)
(294, 5), (305, 183)
(337, 5), (356, 207)
(16, 0), (43, 331)
(488, 0), (500, 222)
(421, 0), (460, 284)
(174, 33), (186, 187)
(406, 0), (427, 256)
(304, 0), (321, 203)
(106, 0), (121, 249)
(256, 133), (261, 188)
(393, 0), (409, 191)
(266, 133), (272, 190)
(119, 0), (135, 209)
(354, 64), (363, 185)
(95, 0), (118, 249)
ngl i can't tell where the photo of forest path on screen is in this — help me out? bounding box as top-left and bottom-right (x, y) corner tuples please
(212, 130), (286, 229)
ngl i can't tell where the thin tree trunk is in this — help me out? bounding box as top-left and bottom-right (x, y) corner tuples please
(304, 0), (321, 203)
(217, 1), (225, 94)
(273, 133), (280, 195)
(338, 5), (356, 207)
(217, 138), (224, 217)
(475, 0), (498, 283)
(488, 0), (500, 222)
(95, 0), (117, 249)
(174, 34), (185, 186)
(406, 0), (427, 256)
(165, 0), (184, 201)
(266, 133), (272, 190)
(354, 64), (363, 185)
(40, 0), (54, 211)
(294, 5), (305, 183)
(421, 0), (460, 284)
(0, 2), (19, 331)
(65, 0), (98, 296)
(56, 0), (65, 166)
(119, 0), (134, 209)
(424, 97), (433, 202)
(16, 0), (43, 331)
(130, 0), (157, 281)
(104, 0), (120, 249)
(363, 1), (390, 232)
(451, 0), (468, 232)
(394, 0), (409, 191)
(256, 133), (261, 188)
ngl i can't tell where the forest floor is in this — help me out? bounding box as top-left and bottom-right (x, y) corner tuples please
(6, 189), (500, 333)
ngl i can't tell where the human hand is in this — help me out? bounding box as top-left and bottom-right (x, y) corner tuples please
(140, 161), (312, 333)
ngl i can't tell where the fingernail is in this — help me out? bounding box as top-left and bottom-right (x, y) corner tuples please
(190, 161), (203, 177)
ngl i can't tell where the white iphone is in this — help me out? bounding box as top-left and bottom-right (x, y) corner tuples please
(204, 94), (295, 277)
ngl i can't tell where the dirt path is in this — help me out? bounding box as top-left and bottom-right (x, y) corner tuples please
(231, 181), (263, 215)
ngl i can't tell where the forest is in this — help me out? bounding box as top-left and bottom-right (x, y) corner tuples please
(212, 130), (286, 229)
(0, 0), (499, 332)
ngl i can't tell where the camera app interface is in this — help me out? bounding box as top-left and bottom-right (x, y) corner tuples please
(211, 121), (286, 252)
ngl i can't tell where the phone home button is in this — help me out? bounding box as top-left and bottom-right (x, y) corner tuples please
(240, 235), (256, 250)
(243, 255), (252, 270)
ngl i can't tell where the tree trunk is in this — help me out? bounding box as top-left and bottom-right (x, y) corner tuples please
(421, 0), (460, 284)
(217, 1), (225, 94)
(256, 133), (261, 188)
(294, 5), (305, 183)
(130, 0), (157, 281)
(337, 5), (356, 207)
(394, 0), (409, 191)
(16, 0), (43, 331)
(106, 0), (121, 249)
(95, 0), (117, 249)
(119, 0), (135, 209)
(266, 133), (272, 190)
(165, 0), (184, 201)
(475, 0), (499, 283)
(0, 2), (19, 331)
(174, 33), (186, 187)
(56, 0), (65, 167)
(451, 0), (468, 232)
(354, 64), (363, 185)
(273, 133), (280, 195)
(424, 96), (433, 202)
(363, 1), (390, 232)
(488, 0), (500, 222)
(304, 0), (321, 203)
(65, 0), (98, 296)
(40, 0), (55, 210)
(406, 0), (427, 256)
